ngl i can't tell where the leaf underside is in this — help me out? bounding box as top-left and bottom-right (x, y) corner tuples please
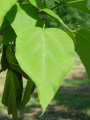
(15, 27), (74, 112)
(75, 29), (90, 78)
(56, 0), (90, 14)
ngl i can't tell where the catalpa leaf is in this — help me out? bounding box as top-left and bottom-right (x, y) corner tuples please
(29, 0), (75, 43)
(19, 78), (35, 110)
(74, 29), (90, 78)
(67, 0), (90, 14)
(56, 0), (90, 14)
(11, 3), (38, 34)
(2, 69), (21, 119)
(0, 0), (17, 26)
(29, 0), (68, 29)
(15, 27), (74, 112)
(2, 23), (16, 46)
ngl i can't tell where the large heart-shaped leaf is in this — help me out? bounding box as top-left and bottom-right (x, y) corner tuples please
(0, 0), (17, 26)
(74, 29), (90, 78)
(11, 2), (74, 111)
(15, 27), (74, 112)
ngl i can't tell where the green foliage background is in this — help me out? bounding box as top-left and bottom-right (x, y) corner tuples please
(46, 0), (90, 30)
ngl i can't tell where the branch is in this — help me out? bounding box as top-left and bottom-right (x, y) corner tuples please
(51, 0), (65, 10)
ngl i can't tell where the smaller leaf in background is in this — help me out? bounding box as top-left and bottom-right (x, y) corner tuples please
(7, 85), (17, 120)
(66, 0), (90, 14)
(1, 17), (10, 28)
(11, 3), (38, 35)
(1, 45), (8, 71)
(6, 44), (28, 79)
(15, 72), (23, 107)
(2, 24), (16, 46)
(74, 29), (90, 78)
(19, 78), (35, 110)
(2, 70), (11, 107)
(55, 0), (90, 14)
(29, 0), (69, 29)
(0, 0), (17, 26)
(2, 69), (23, 120)
(5, 4), (17, 24)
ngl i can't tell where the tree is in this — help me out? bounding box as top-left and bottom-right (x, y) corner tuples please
(0, 0), (90, 119)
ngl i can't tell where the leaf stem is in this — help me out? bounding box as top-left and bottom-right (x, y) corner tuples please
(40, 0), (46, 28)
(51, 3), (61, 10)
(51, 0), (65, 10)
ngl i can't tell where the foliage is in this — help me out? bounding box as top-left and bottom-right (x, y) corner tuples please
(0, 0), (90, 119)
(0, 36), (2, 53)
(46, 0), (90, 30)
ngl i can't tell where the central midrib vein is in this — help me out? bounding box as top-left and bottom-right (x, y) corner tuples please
(42, 29), (46, 87)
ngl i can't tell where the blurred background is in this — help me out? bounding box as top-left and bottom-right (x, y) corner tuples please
(0, 0), (90, 120)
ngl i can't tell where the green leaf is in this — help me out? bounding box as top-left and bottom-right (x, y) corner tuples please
(1, 45), (8, 71)
(2, 69), (23, 119)
(19, 78), (35, 110)
(11, 3), (38, 34)
(5, 4), (17, 25)
(29, 0), (75, 43)
(66, 0), (90, 14)
(74, 29), (90, 78)
(5, 44), (28, 79)
(8, 85), (17, 120)
(56, 0), (90, 14)
(0, 0), (17, 26)
(2, 23), (16, 46)
(2, 70), (11, 107)
(29, 0), (69, 29)
(15, 27), (74, 112)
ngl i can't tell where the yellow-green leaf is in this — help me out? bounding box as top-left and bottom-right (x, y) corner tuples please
(0, 0), (17, 26)
(15, 27), (74, 112)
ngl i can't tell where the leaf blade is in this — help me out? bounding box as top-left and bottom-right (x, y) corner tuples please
(56, 0), (90, 14)
(0, 0), (17, 26)
(67, 0), (90, 14)
(11, 3), (38, 35)
(74, 29), (90, 78)
(29, 0), (69, 29)
(15, 27), (74, 112)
